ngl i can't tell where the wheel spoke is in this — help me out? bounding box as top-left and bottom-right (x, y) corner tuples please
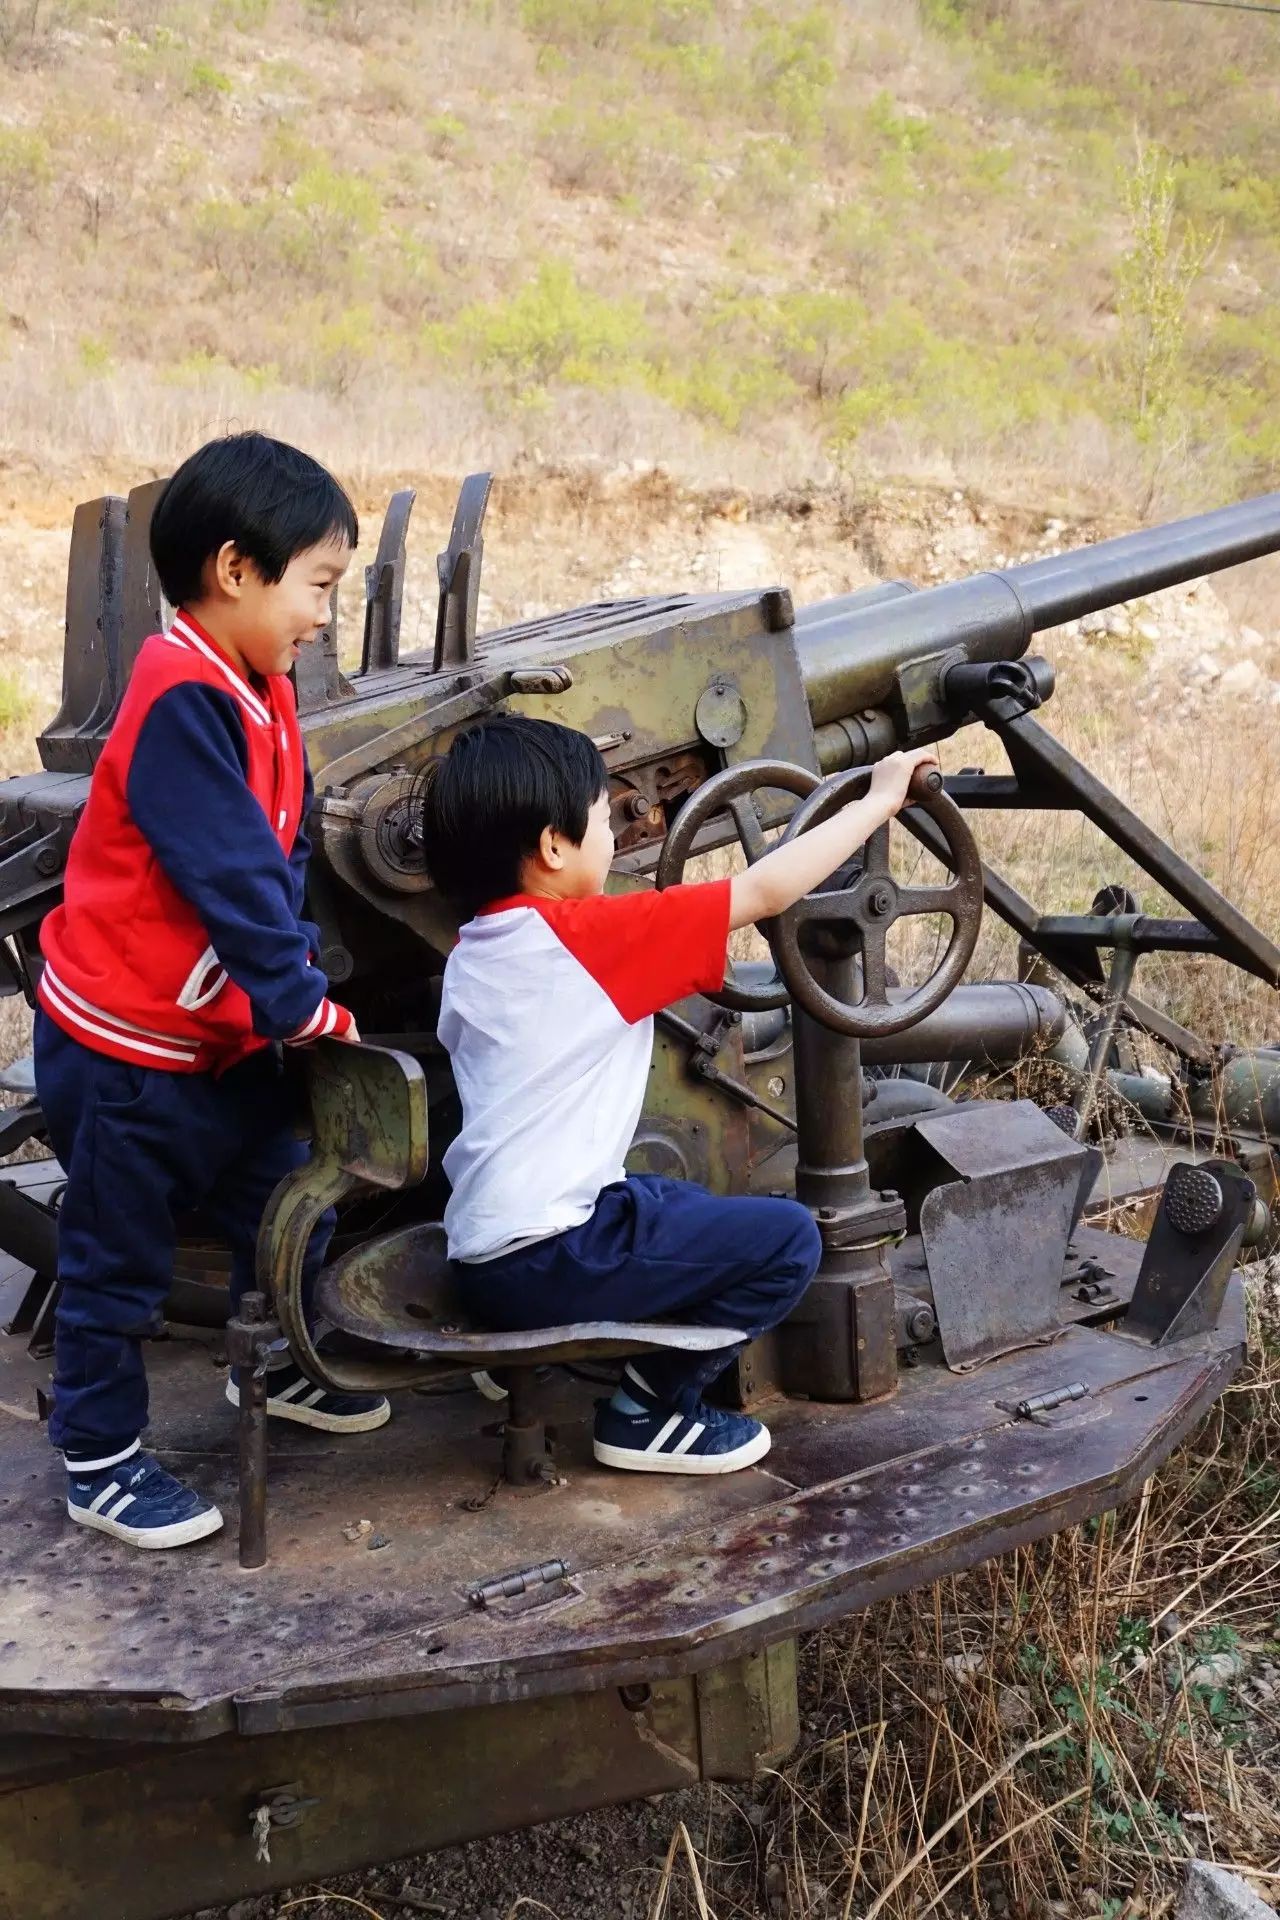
(897, 881), (959, 917)
(728, 794), (769, 865)
(861, 925), (888, 1004)
(863, 823), (891, 878)
(789, 887), (860, 926)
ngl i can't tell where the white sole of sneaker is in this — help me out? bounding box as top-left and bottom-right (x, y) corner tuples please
(472, 1370), (509, 1402)
(67, 1500), (224, 1549)
(594, 1425), (772, 1475)
(224, 1380), (391, 1434)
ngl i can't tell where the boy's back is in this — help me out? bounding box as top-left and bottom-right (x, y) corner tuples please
(440, 884), (729, 1261)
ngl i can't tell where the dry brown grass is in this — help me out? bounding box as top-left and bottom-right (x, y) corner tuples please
(0, 1), (1276, 510)
(631, 1278), (1280, 1920)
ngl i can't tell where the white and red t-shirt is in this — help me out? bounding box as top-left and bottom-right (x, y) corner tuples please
(438, 880), (732, 1262)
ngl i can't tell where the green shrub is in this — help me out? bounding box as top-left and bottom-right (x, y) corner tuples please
(185, 59), (233, 103)
(291, 160), (382, 252)
(537, 88), (697, 204)
(422, 112), (469, 158)
(645, 347), (797, 432)
(748, 8), (835, 141)
(312, 303), (376, 395)
(433, 260), (646, 399)
(77, 336), (114, 378)
(0, 127), (50, 224)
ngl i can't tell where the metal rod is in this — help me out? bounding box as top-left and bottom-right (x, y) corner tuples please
(792, 951), (870, 1213)
(1073, 943), (1138, 1140)
(999, 712), (1280, 985)
(235, 1292), (271, 1572)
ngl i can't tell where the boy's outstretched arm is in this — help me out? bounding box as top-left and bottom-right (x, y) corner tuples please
(729, 748), (940, 932)
(126, 684), (359, 1044)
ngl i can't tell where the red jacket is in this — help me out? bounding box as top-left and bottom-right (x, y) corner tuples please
(38, 611), (351, 1073)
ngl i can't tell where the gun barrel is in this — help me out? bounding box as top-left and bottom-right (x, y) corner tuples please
(797, 492), (1280, 728)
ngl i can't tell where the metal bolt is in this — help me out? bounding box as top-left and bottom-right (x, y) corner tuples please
(627, 793), (651, 819)
(906, 1303), (936, 1343)
(33, 846), (61, 876)
(867, 886), (893, 916)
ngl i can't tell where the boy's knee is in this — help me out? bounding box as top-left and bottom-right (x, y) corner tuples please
(767, 1200), (823, 1294)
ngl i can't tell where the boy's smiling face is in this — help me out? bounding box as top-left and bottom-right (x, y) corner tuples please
(194, 535), (354, 679)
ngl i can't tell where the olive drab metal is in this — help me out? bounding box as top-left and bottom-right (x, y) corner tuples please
(0, 479), (1278, 1920)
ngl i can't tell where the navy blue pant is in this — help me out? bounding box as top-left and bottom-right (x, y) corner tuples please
(460, 1174), (822, 1411)
(34, 1008), (332, 1464)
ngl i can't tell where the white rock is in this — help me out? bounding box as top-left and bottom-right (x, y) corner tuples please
(996, 1684), (1037, 1730)
(1043, 517), (1065, 536)
(1192, 653), (1222, 682)
(942, 1650), (988, 1683)
(1178, 1859), (1275, 1920)
(1135, 619), (1160, 643)
(1241, 626), (1265, 650)
(1105, 610), (1131, 638)
(1185, 1650), (1245, 1688)
(1218, 659), (1267, 700)
(1080, 612), (1106, 637)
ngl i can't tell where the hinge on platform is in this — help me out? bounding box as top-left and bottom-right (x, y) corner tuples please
(1000, 1381), (1089, 1426)
(467, 1558), (570, 1610)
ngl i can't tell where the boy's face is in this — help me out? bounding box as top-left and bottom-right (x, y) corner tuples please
(533, 790), (615, 898)
(202, 536), (353, 678)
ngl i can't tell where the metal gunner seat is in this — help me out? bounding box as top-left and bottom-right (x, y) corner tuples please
(234, 1040), (738, 1565)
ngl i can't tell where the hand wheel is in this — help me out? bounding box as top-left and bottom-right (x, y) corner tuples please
(770, 765), (984, 1039)
(655, 758), (821, 1012)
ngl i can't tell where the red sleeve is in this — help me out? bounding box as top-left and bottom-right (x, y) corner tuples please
(534, 880), (731, 1024)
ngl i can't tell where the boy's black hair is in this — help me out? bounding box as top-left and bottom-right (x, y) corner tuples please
(418, 715), (608, 914)
(149, 431), (359, 608)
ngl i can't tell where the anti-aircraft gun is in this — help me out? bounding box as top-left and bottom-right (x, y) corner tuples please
(0, 479), (1278, 1920)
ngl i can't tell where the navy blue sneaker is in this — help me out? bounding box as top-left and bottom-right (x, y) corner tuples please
(593, 1385), (771, 1475)
(226, 1361), (390, 1434)
(66, 1450), (223, 1550)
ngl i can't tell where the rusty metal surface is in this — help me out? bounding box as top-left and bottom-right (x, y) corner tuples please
(917, 1102), (1088, 1369)
(0, 1264), (1244, 1744)
(1, 1645), (800, 1920)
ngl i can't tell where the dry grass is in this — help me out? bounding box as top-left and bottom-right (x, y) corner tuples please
(632, 1278), (1280, 1920)
(0, 1), (1277, 509)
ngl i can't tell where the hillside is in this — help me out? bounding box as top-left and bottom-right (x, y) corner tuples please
(0, 0), (1277, 510)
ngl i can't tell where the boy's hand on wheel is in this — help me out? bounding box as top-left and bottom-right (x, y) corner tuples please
(866, 747), (940, 816)
(334, 1016), (361, 1045)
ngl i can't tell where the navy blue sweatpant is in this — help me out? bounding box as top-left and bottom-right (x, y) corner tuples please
(33, 1008), (332, 1464)
(459, 1174), (821, 1410)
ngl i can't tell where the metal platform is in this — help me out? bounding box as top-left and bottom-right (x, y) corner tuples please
(0, 1229), (1244, 1748)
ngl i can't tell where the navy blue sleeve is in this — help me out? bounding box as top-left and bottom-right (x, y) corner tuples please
(289, 752), (323, 960)
(126, 684), (328, 1039)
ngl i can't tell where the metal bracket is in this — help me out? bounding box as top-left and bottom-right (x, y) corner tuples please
(1125, 1159), (1254, 1345)
(361, 488), (416, 675)
(433, 472), (493, 672)
(918, 1101), (1087, 1370)
(248, 1781), (320, 1863)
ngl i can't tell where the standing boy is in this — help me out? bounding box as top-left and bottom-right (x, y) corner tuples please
(36, 431), (389, 1552)
(420, 715), (938, 1475)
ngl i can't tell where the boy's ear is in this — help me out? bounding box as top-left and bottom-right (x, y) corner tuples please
(210, 541), (250, 601)
(537, 824), (565, 872)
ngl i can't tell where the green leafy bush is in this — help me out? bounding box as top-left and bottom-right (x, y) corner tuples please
(432, 260), (646, 399)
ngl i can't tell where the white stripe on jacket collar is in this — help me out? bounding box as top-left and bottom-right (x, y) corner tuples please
(168, 613), (273, 727)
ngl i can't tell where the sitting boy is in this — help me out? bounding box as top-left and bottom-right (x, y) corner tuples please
(35, 431), (389, 1552)
(419, 715), (938, 1474)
